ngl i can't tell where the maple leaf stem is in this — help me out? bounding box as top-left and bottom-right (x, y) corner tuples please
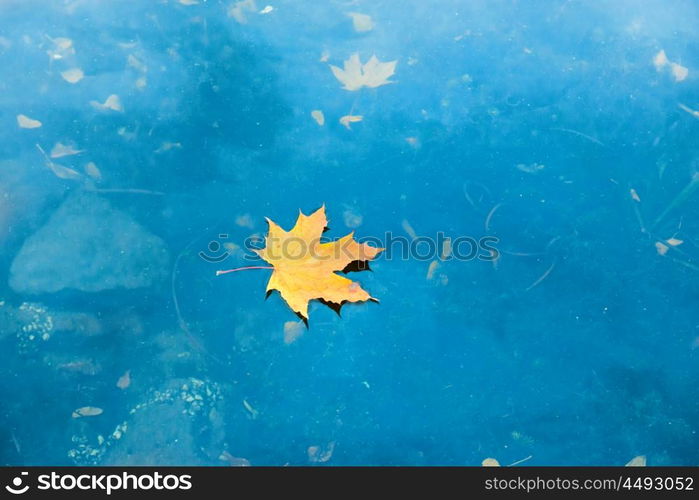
(216, 266), (273, 276)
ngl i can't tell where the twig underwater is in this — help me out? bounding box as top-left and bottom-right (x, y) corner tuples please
(525, 259), (557, 291)
(85, 188), (166, 196)
(623, 179), (698, 272)
(550, 127), (606, 147)
(171, 235), (227, 367)
(484, 203), (502, 232)
(216, 266), (273, 276)
(507, 455), (533, 466)
(651, 172), (699, 231)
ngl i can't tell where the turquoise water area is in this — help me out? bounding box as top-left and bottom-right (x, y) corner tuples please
(0, 0), (698, 465)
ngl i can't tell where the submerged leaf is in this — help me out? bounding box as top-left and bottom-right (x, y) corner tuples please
(116, 370), (131, 389)
(50, 142), (84, 158)
(347, 12), (373, 32)
(330, 53), (397, 91)
(342, 208), (362, 228)
(47, 36), (74, 60)
(655, 241), (669, 256)
(311, 109), (325, 126)
(72, 406), (103, 418)
(283, 320), (304, 344)
(235, 213), (254, 229)
(516, 163), (545, 174)
(127, 54), (147, 73)
(60, 68), (84, 83)
(671, 62), (689, 82)
(308, 441), (335, 463)
(84, 162), (102, 181)
(625, 455), (647, 466)
(228, 0), (257, 23)
(90, 94), (123, 112)
(219, 451), (251, 466)
(47, 163), (81, 180)
(653, 50), (668, 70)
(17, 114), (42, 129)
(426, 260), (439, 280)
(654, 50), (689, 82)
(339, 114), (363, 129)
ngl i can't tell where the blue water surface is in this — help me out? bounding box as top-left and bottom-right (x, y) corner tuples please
(0, 0), (698, 466)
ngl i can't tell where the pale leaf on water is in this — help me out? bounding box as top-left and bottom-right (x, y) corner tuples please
(37, 143), (82, 180)
(441, 237), (452, 260)
(49, 163), (81, 180)
(179, 0), (199, 5)
(243, 399), (259, 419)
(655, 241), (669, 256)
(223, 242), (240, 254)
(259, 5), (273, 14)
(401, 219), (417, 241)
(405, 136), (420, 148)
(127, 54), (147, 73)
(654, 50), (689, 82)
(482, 458), (501, 466)
(219, 451), (251, 466)
(629, 188), (641, 202)
(50, 142), (85, 158)
(283, 320), (304, 345)
(653, 50), (668, 70)
(311, 110), (325, 126)
(426, 260), (439, 280)
(342, 208), (362, 228)
(117, 41), (139, 50)
(154, 142), (182, 153)
(666, 238), (683, 247)
(330, 53), (397, 91)
(307, 441), (335, 463)
(228, 0), (257, 23)
(516, 163), (545, 174)
(52, 37), (73, 50)
(46, 36), (74, 60)
(625, 455), (646, 466)
(347, 12), (373, 32)
(90, 94), (123, 112)
(235, 213), (254, 229)
(17, 114), (42, 129)
(60, 68), (84, 83)
(339, 114), (363, 129)
(670, 62), (689, 82)
(116, 370), (131, 390)
(72, 406), (103, 418)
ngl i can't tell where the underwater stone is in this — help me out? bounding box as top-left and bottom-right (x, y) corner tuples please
(9, 192), (169, 294)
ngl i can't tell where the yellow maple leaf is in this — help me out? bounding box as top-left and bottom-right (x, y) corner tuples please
(329, 53), (397, 91)
(255, 206), (383, 321)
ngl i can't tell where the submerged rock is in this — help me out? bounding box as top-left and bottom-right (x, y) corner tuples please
(9, 193), (169, 294)
(67, 377), (226, 466)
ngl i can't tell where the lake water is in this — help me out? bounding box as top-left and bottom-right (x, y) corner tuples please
(0, 0), (698, 466)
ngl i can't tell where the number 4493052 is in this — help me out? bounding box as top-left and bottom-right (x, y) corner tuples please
(622, 476), (694, 491)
